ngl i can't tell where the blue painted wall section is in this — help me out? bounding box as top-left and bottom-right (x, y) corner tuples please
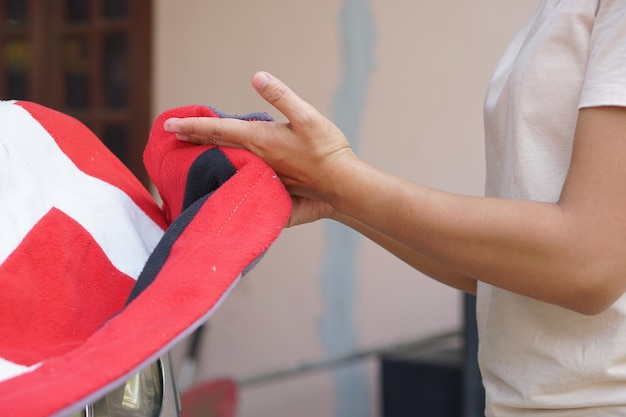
(319, 0), (376, 416)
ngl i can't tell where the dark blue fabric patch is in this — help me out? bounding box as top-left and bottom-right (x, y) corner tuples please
(209, 107), (274, 122)
(182, 147), (237, 211)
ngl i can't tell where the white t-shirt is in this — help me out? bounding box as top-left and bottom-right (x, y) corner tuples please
(480, 0), (626, 416)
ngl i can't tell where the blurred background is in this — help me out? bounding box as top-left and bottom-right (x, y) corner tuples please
(0, 1), (537, 416)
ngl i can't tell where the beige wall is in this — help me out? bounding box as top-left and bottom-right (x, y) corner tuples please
(153, 1), (538, 416)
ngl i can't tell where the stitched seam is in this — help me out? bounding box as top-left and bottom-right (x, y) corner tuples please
(215, 168), (270, 237)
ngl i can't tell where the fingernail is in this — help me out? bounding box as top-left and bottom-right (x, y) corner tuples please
(164, 118), (182, 132)
(175, 133), (189, 142)
(252, 71), (272, 92)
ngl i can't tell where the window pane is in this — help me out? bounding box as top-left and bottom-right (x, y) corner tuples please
(103, 125), (128, 163)
(62, 37), (90, 108)
(66, 0), (91, 23)
(103, 33), (127, 108)
(103, 0), (127, 19)
(5, 0), (28, 25)
(4, 39), (30, 99)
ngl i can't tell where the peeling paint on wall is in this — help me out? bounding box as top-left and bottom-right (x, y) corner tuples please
(319, 0), (376, 416)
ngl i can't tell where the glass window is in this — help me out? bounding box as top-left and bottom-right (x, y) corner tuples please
(5, 0), (28, 25)
(103, 33), (128, 108)
(66, 0), (91, 23)
(103, 0), (127, 19)
(4, 39), (29, 99)
(103, 125), (128, 163)
(62, 37), (90, 108)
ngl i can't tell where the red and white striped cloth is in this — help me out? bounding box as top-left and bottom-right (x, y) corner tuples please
(0, 101), (291, 416)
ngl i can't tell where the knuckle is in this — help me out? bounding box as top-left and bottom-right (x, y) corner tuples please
(290, 104), (322, 131)
(297, 106), (318, 126)
(264, 82), (289, 107)
(184, 118), (224, 145)
(211, 118), (225, 142)
(199, 118), (224, 144)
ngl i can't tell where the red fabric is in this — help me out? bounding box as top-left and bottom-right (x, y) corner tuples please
(145, 105), (222, 223)
(0, 208), (134, 366)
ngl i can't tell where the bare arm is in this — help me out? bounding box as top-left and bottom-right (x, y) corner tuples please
(165, 72), (626, 315)
(332, 211), (477, 294)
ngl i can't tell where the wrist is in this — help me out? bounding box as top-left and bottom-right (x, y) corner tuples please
(318, 151), (370, 213)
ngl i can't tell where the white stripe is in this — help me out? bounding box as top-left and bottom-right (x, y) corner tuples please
(0, 101), (163, 279)
(0, 357), (40, 383)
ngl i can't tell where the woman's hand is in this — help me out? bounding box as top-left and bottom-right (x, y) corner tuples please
(163, 71), (358, 209)
(288, 196), (335, 228)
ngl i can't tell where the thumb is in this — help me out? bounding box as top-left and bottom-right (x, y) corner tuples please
(251, 71), (317, 126)
(251, 71), (274, 94)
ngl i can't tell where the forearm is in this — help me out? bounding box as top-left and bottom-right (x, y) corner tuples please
(331, 211), (477, 294)
(324, 158), (613, 314)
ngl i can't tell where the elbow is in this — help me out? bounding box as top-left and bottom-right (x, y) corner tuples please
(568, 269), (625, 316)
(574, 295), (614, 316)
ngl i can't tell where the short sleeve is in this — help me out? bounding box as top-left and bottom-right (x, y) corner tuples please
(579, 0), (626, 108)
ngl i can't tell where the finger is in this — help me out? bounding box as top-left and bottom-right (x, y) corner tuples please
(177, 132), (246, 149)
(251, 71), (320, 127)
(164, 116), (255, 148)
